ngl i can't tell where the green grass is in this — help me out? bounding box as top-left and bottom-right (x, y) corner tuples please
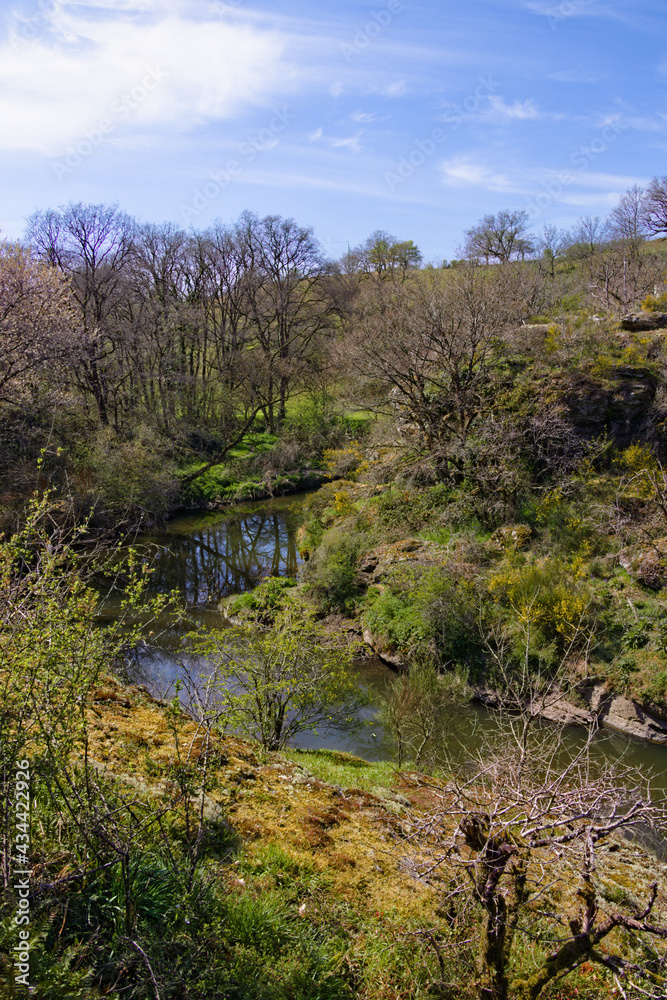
(281, 748), (399, 792)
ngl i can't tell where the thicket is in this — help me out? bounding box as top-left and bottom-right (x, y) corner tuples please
(296, 260), (667, 712)
(3, 190), (667, 535)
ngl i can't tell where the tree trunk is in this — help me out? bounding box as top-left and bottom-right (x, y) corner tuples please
(479, 895), (510, 1000)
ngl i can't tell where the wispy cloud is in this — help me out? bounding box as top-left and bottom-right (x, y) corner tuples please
(309, 128), (363, 152)
(0, 2), (293, 154)
(549, 67), (606, 83)
(487, 95), (541, 120)
(525, 0), (667, 30)
(438, 157), (516, 191)
(350, 110), (386, 123)
(439, 154), (646, 203)
(367, 79), (407, 97)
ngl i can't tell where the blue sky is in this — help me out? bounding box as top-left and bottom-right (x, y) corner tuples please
(1, 0), (666, 260)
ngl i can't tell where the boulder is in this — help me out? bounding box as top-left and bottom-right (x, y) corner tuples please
(360, 538), (445, 583)
(476, 682), (667, 744)
(619, 537), (667, 590)
(595, 689), (667, 744)
(620, 312), (667, 332)
(488, 524), (532, 552)
(362, 628), (409, 671)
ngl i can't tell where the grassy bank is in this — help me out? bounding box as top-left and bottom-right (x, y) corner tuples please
(3, 670), (664, 999)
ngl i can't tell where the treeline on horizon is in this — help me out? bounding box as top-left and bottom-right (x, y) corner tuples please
(1, 175), (667, 532)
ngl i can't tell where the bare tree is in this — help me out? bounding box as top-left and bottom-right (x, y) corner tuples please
(233, 211), (333, 430)
(26, 202), (137, 425)
(534, 224), (569, 279)
(116, 221), (196, 433)
(462, 210), (535, 265)
(610, 185), (649, 245)
(411, 638), (667, 1000)
(566, 215), (612, 263)
(642, 176), (667, 237)
(343, 262), (541, 473)
(0, 241), (76, 405)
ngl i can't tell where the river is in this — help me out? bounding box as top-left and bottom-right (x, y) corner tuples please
(115, 492), (667, 796)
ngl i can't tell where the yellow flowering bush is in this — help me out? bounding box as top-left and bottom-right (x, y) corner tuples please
(641, 291), (667, 312)
(489, 558), (595, 647)
(323, 445), (368, 480)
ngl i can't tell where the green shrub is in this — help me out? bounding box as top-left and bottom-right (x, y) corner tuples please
(375, 484), (452, 531)
(416, 571), (487, 668)
(227, 576), (298, 622)
(364, 569), (485, 669)
(488, 556), (597, 656)
(77, 423), (178, 528)
(364, 589), (430, 656)
(301, 529), (363, 613)
(641, 669), (667, 707)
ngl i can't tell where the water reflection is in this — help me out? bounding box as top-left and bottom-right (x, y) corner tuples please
(134, 495), (303, 607)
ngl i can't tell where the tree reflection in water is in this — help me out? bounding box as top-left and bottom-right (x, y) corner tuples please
(138, 502), (301, 607)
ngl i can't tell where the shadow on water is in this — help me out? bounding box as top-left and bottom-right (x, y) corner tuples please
(111, 492), (667, 810)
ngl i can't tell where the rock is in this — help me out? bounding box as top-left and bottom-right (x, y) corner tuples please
(619, 537), (667, 589)
(371, 786), (411, 813)
(597, 691), (667, 744)
(621, 312), (667, 332)
(362, 628), (409, 671)
(488, 524), (532, 552)
(564, 367), (657, 445)
(362, 538), (445, 583)
(471, 685), (501, 709)
(534, 691), (593, 727)
(291, 768), (315, 785)
(550, 684), (667, 744)
(477, 682), (667, 744)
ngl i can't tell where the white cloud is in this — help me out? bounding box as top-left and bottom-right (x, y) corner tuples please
(523, 0), (597, 18)
(540, 168), (648, 190)
(351, 110), (380, 123)
(549, 67), (605, 84)
(0, 2), (293, 155)
(308, 128), (363, 153)
(329, 82), (343, 98)
(438, 157), (514, 191)
(329, 132), (363, 152)
(487, 95), (540, 120)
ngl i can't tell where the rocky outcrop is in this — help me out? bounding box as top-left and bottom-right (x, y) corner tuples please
(362, 628), (410, 671)
(473, 682), (667, 744)
(595, 689), (667, 743)
(488, 524), (532, 552)
(563, 366), (658, 445)
(619, 537), (667, 590)
(358, 538), (447, 583)
(621, 312), (667, 331)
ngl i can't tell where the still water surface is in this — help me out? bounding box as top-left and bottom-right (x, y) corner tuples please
(119, 492), (667, 794)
